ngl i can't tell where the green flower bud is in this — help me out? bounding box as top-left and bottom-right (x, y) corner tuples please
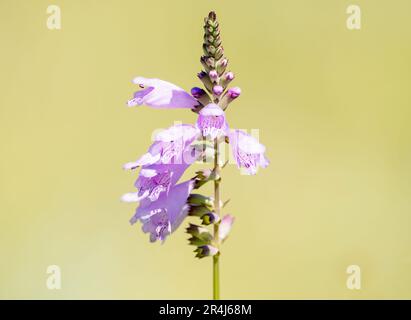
(187, 194), (214, 209)
(206, 57), (215, 68)
(186, 224), (213, 247)
(214, 47), (224, 60)
(188, 204), (212, 217)
(216, 58), (228, 75)
(201, 212), (220, 225)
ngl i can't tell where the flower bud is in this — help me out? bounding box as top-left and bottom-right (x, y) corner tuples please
(200, 57), (208, 70)
(206, 57), (215, 68)
(188, 194), (214, 209)
(207, 45), (216, 55)
(213, 85), (224, 96)
(197, 71), (207, 79)
(186, 223), (210, 237)
(218, 214), (235, 242)
(202, 212), (220, 225)
(225, 72), (234, 81)
(219, 87), (241, 110)
(197, 70), (214, 92)
(200, 56), (215, 70)
(188, 204), (211, 217)
(194, 245), (219, 258)
(215, 47), (224, 59)
(219, 72), (234, 88)
(193, 168), (221, 188)
(228, 87), (241, 99)
(191, 87), (206, 99)
(186, 224), (213, 247)
(216, 58), (228, 75)
(195, 168), (220, 181)
(209, 70), (218, 80)
(208, 11), (217, 21)
(206, 35), (214, 43)
(196, 168), (213, 180)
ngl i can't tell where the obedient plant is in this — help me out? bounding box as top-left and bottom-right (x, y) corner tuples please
(122, 11), (269, 299)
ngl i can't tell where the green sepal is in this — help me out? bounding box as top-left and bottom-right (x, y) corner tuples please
(188, 236), (210, 246)
(188, 204), (212, 217)
(186, 224), (213, 248)
(216, 59), (228, 75)
(187, 194), (214, 208)
(194, 245), (219, 259)
(193, 168), (221, 189)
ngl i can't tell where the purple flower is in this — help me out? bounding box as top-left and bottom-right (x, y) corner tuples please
(196, 104), (229, 140)
(123, 124), (200, 169)
(122, 124), (202, 203)
(229, 129), (269, 175)
(127, 77), (199, 109)
(122, 153), (198, 203)
(122, 168), (171, 202)
(131, 180), (195, 242)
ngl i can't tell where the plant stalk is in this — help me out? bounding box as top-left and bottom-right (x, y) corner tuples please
(213, 138), (221, 300)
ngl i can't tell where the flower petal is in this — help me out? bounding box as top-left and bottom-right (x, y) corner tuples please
(121, 191), (149, 203)
(130, 180), (195, 242)
(128, 77), (199, 109)
(123, 152), (161, 170)
(155, 124), (200, 143)
(196, 104), (229, 140)
(218, 214), (235, 241)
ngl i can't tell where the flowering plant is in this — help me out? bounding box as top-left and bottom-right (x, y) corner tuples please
(123, 11), (269, 299)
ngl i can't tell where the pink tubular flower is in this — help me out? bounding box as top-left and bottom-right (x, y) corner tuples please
(122, 150), (200, 203)
(122, 124), (202, 203)
(229, 129), (269, 175)
(127, 77), (199, 109)
(130, 180), (195, 242)
(123, 124), (200, 170)
(121, 168), (172, 203)
(196, 104), (229, 140)
(122, 166), (174, 203)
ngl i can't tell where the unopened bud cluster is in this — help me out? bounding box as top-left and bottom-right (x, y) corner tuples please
(193, 11), (241, 110)
(186, 12), (238, 259)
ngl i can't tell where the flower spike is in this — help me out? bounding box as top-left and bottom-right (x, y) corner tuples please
(123, 11), (270, 300)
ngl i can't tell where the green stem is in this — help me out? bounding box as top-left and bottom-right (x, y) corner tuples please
(213, 138), (221, 300)
(213, 252), (219, 299)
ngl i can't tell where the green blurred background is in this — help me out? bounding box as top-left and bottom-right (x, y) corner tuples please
(1, 0), (410, 299)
